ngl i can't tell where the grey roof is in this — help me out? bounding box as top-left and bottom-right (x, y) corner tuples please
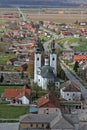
(52, 117), (74, 129)
(64, 113), (79, 124)
(20, 129), (49, 130)
(20, 113), (58, 123)
(40, 65), (55, 78)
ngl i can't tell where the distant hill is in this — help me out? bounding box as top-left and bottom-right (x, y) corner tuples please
(0, 0), (87, 8)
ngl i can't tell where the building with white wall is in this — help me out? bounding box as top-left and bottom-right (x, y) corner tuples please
(34, 41), (59, 90)
(60, 80), (81, 101)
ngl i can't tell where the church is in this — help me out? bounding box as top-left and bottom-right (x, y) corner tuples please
(34, 40), (60, 90)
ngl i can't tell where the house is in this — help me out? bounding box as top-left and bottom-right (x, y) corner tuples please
(37, 93), (60, 114)
(34, 40), (60, 90)
(74, 55), (87, 61)
(3, 87), (31, 104)
(60, 80), (81, 101)
(19, 111), (79, 130)
(63, 50), (74, 61)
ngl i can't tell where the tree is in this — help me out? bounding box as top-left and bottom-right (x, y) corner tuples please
(57, 60), (62, 77)
(47, 81), (60, 97)
(47, 81), (55, 92)
(27, 62), (34, 78)
(21, 71), (24, 79)
(0, 74), (4, 83)
(39, 21), (43, 26)
(73, 61), (79, 72)
(60, 69), (66, 80)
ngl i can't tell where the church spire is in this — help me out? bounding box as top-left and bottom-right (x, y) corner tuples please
(35, 38), (41, 54)
(51, 39), (55, 53)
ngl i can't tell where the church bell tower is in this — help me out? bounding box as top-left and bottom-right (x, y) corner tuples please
(50, 40), (57, 75)
(34, 42), (41, 83)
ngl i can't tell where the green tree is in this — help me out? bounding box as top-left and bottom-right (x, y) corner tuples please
(73, 61), (79, 72)
(0, 74), (4, 83)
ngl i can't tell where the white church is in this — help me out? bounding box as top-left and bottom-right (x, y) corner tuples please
(34, 41), (60, 90)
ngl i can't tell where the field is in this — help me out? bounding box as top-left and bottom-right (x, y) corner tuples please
(0, 8), (87, 23)
(0, 85), (29, 119)
(0, 105), (29, 119)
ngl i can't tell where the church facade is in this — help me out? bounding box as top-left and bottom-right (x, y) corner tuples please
(34, 41), (59, 90)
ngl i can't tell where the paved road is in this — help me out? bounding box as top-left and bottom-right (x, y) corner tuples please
(0, 123), (19, 130)
(41, 27), (62, 52)
(61, 63), (87, 103)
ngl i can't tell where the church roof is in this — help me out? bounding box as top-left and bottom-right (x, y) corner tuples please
(40, 65), (55, 78)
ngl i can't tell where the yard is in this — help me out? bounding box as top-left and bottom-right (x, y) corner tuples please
(0, 53), (16, 65)
(0, 105), (29, 119)
(0, 85), (29, 119)
(57, 37), (87, 51)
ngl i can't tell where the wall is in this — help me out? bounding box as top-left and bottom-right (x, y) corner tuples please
(19, 96), (29, 104)
(60, 89), (81, 101)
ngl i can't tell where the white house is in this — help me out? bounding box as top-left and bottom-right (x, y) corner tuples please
(34, 41), (59, 90)
(60, 80), (81, 101)
(3, 87), (31, 105)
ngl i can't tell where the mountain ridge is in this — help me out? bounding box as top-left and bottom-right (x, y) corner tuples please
(0, 0), (87, 8)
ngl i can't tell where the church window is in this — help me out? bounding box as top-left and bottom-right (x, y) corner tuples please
(67, 93), (69, 96)
(37, 57), (39, 60)
(52, 57), (55, 61)
(38, 79), (40, 82)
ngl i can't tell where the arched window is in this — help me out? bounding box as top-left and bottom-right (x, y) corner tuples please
(52, 57), (55, 61)
(37, 57), (39, 60)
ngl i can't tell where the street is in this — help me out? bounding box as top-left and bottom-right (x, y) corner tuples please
(61, 63), (87, 103)
(0, 123), (19, 130)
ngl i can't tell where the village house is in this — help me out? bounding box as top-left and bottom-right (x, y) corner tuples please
(63, 49), (74, 61)
(37, 93), (60, 114)
(2, 87), (31, 104)
(60, 80), (81, 101)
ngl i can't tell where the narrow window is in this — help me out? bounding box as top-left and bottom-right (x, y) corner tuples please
(52, 57), (55, 61)
(37, 57), (39, 60)
(67, 93), (69, 96)
(30, 124), (33, 127)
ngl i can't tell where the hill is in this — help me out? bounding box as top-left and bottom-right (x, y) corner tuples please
(0, 0), (87, 8)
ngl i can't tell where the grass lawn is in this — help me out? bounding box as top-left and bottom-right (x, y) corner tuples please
(0, 53), (16, 65)
(0, 105), (29, 118)
(74, 40), (87, 51)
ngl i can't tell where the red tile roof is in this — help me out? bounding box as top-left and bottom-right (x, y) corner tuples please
(74, 55), (87, 61)
(37, 93), (60, 108)
(61, 80), (81, 92)
(3, 87), (31, 99)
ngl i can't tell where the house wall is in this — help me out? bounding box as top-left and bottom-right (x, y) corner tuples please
(55, 81), (60, 89)
(51, 128), (74, 130)
(19, 96), (29, 104)
(20, 123), (49, 129)
(37, 74), (42, 87)
(38, 108), (60, 114)
(42, 78), (54, 90)
(60, 89), (81, 101)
